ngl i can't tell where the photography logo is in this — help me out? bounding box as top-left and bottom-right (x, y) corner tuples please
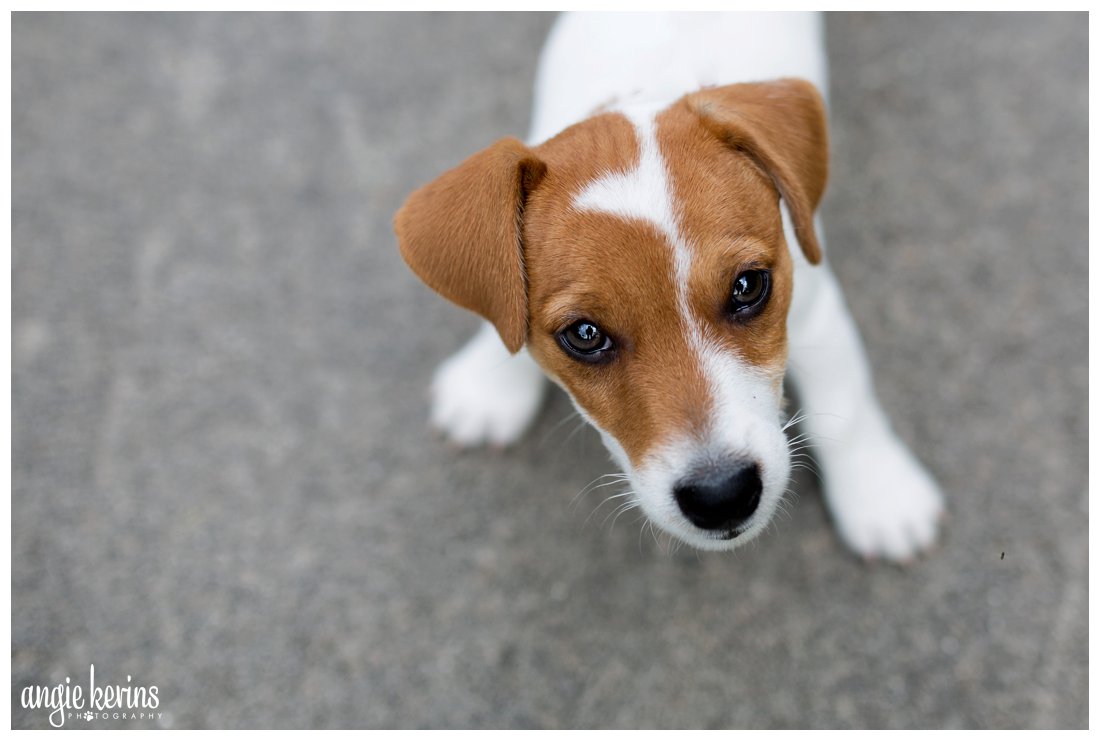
(19, 664), (161, 728)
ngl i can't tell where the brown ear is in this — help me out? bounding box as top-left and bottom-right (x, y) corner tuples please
(685, 79), (828, 264)
(394, 137), (546, 353)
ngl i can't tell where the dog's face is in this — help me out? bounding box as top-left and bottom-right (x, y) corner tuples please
(396, 80), (828, 550)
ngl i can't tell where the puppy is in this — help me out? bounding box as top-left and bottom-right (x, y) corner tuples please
(394, 12), (944, 561)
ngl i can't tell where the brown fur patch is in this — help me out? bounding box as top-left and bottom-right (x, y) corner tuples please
(521, 108), (799, 468)
(394, 80), (829, 468)
(524, 210), (714, 467)
(523, 113), (712, 466)
(657, 102), (793, 373)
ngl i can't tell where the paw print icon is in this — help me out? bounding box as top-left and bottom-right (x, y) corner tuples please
(83, 711), (94, 721)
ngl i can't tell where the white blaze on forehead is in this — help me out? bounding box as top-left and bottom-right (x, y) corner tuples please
(569, 109), (784, 444)
(572, 110), (696, 338)
(573, 112), (679, 244)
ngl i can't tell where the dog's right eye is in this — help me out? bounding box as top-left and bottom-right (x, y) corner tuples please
(558, 320), (613, 361)
(728, 269), (771, 319)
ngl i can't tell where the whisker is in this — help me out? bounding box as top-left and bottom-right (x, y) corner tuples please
(569, 472), (630, 508)
(602, 497), (640, 530)
(562, 417), (592, 446)
(584, 487), (635, 526)
(540, 409), (582, 445)
(790, 463), (824, 485)
(645, 520), (662, 550)
(781, 408), (810, 432)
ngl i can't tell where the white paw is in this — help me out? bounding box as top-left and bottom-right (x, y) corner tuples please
(823, 437), (946, 562)
(429, 327), (547, 448)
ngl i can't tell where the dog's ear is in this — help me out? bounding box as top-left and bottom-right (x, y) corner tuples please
(395, 138), (547, 353)
(685, 79), (828, 264)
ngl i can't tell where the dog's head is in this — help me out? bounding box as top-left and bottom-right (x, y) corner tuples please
(395, 80), (827, 550)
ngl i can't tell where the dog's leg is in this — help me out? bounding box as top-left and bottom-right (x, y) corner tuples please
(429, 322), (548, 447)
(787, 250), (945, 561)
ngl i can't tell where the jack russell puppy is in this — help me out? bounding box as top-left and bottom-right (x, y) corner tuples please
(395, 12), (944, 561)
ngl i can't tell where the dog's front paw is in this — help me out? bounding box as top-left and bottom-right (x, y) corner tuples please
(429, 332), (547, 448)
(823, 438), (946, 562)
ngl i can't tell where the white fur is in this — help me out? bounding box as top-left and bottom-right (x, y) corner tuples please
(430, 322), (546, 447)
(573, 111), (677, 237)
(529, 12), (828, 145)
(428, 12), (944, 561)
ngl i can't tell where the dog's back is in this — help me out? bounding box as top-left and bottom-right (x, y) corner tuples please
(529, 12), (828, 144)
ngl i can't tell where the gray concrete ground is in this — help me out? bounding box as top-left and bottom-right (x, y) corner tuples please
(12, 12), (1087, 729)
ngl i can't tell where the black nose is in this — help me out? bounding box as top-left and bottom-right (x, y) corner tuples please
(674, 463), (763, 532)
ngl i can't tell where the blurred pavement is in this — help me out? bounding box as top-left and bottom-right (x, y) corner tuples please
(12, 13), (1087, 728)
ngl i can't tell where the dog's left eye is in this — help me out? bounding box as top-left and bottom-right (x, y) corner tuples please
(729, 269), (771, 317)
(558, 320), (613, 361)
